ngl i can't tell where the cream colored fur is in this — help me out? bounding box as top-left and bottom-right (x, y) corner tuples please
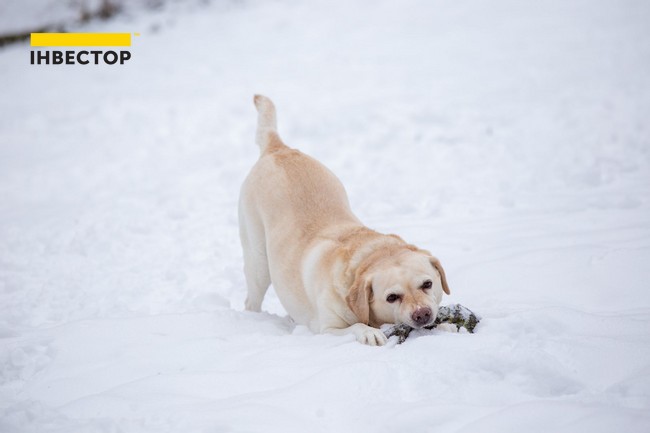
(238, 95), (450, 346)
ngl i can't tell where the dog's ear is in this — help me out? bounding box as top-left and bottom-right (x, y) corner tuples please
(346, 275), (372, 325)
(430, 256), (451, 295)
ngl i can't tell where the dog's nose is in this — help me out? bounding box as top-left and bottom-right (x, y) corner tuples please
(412, 307), (433, 327)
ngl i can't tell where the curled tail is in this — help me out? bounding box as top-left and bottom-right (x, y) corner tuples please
(253, 94), (285, 154)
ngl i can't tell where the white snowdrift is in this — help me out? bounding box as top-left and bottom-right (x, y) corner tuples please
(1, 0), (649, 432)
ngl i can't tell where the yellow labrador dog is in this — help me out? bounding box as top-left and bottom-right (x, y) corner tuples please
(239, 95), (450, 345)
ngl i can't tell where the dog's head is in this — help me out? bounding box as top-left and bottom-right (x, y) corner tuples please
(346, 247), (450, 328)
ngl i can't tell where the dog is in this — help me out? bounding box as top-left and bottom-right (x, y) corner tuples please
(238, 95), (450, 345)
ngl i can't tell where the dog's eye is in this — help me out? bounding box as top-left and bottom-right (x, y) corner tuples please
(386, 294), (400, 303)
(421, 280), (432, 290)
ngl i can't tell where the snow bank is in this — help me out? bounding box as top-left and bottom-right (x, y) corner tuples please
(1, 0), (649, 431)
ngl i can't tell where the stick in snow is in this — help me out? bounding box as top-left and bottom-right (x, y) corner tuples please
(383, 304), (481, 344)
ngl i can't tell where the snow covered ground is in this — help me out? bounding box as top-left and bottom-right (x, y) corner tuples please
(1, 0), (650, 431)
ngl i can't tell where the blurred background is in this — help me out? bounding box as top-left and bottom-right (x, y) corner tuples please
(1, 1), (649, 431)
(1, 0), (648, 322)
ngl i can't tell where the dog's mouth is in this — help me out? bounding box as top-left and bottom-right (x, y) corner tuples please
(408, 319), (434, 329)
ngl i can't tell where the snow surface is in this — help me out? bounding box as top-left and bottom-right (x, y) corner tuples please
(1, 0), (650, 431)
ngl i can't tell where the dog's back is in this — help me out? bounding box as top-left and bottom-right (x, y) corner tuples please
(244, 95), (359, 239)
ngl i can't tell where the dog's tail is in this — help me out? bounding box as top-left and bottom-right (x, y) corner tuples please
(253, 94), (284, 154)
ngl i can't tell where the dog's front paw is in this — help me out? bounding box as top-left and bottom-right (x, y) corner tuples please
(351, 323), (388, 346)
(323, 323), (388, 346)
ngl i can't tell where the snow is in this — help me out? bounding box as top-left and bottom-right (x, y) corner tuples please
(1, 0), (650, 431)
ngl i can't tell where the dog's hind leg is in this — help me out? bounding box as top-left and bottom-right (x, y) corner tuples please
(243, 249), (271, 312)
(239, 206), (271, 312)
